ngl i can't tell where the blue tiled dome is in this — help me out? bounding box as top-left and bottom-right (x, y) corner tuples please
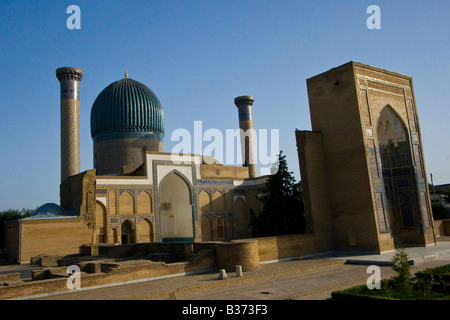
(29, 203), (78, 219)
(90, 77), (165, 139)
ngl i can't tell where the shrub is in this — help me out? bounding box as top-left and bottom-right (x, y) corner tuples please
(414, 265), (450, 295)
(391, 247), (412, 295)
(415, 264), (450, 279)
(331, 264), (450, 300)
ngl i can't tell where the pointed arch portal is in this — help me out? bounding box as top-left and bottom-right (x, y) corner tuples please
(159, 171), (194, 242)
(121, 219), (135, 244)
(377, 106), (420, 245)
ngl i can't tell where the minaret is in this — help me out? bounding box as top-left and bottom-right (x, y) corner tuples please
(234, 96), (257, 178)
(56, 67), (83, 183)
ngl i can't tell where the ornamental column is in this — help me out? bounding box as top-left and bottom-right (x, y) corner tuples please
(56, 67), (83, 183)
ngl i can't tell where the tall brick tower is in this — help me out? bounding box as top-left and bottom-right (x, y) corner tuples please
(296, 61), (436, 252)
(56, 67), (83, 183)
(234, 96), (257, 178)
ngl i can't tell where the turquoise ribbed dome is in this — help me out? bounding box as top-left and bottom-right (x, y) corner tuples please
(90, 77), (164, 139)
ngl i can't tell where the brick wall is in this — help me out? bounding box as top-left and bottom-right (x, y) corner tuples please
(216, 240), (260, 272)
(19, 218), (92, 263)
(250, 233), (327, 262)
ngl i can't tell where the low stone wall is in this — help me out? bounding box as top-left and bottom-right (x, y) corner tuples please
(76, 235), (320, 272)
(249, 233), (322, 262)
(31, 254), (82, 267)
(0, 250), (215, 300)
(32, 266), (73, 281)
(81, 242), (196, 261)
(216, 240), (260, 272)
(204, 234), (320, 271)
(0, 273), (21, 283)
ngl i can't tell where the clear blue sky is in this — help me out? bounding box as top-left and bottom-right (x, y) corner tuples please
(1, 0), (449, 211)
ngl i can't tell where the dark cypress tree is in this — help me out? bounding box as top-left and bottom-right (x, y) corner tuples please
(250, 151), (306, 237)
(444, 189), (450, 205)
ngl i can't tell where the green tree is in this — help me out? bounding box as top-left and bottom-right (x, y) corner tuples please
(444, 189), (450, 205)
(250, 151), (306, 237)
(432, 203), (450, 220)
(432, 188), (450, 220)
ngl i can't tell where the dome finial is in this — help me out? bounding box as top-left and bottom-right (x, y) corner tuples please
(125, 69), (128, 78)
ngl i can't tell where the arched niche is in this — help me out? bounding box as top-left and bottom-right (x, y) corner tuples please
(199, 190), (212, 213)
(159, 171), (194, 242)
(95, 201), (107, 243)
(200, 215), (213, 241)
(377, 105), (420, 244)
(137, 218), (154, 243)
(119, 191), (135, 215)
(137, 191), (152, 215)
(121, 219), (135, 244)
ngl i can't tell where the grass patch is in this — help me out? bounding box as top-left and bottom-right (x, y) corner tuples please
(331, 278), (450, 300)
(332, 264), (450, 300)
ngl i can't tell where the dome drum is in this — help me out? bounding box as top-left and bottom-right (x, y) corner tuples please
(93, 133), (162, 175)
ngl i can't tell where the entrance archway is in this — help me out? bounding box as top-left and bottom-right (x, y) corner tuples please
(201, 215), (213, 241)
(159, 171), (194, 242)
(121, 220), (135, 244)
(377, 106), (419, 245)
(137, 218), (154, 243)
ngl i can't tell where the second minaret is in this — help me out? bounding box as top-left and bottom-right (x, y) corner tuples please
(234, 96), (257, 178)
